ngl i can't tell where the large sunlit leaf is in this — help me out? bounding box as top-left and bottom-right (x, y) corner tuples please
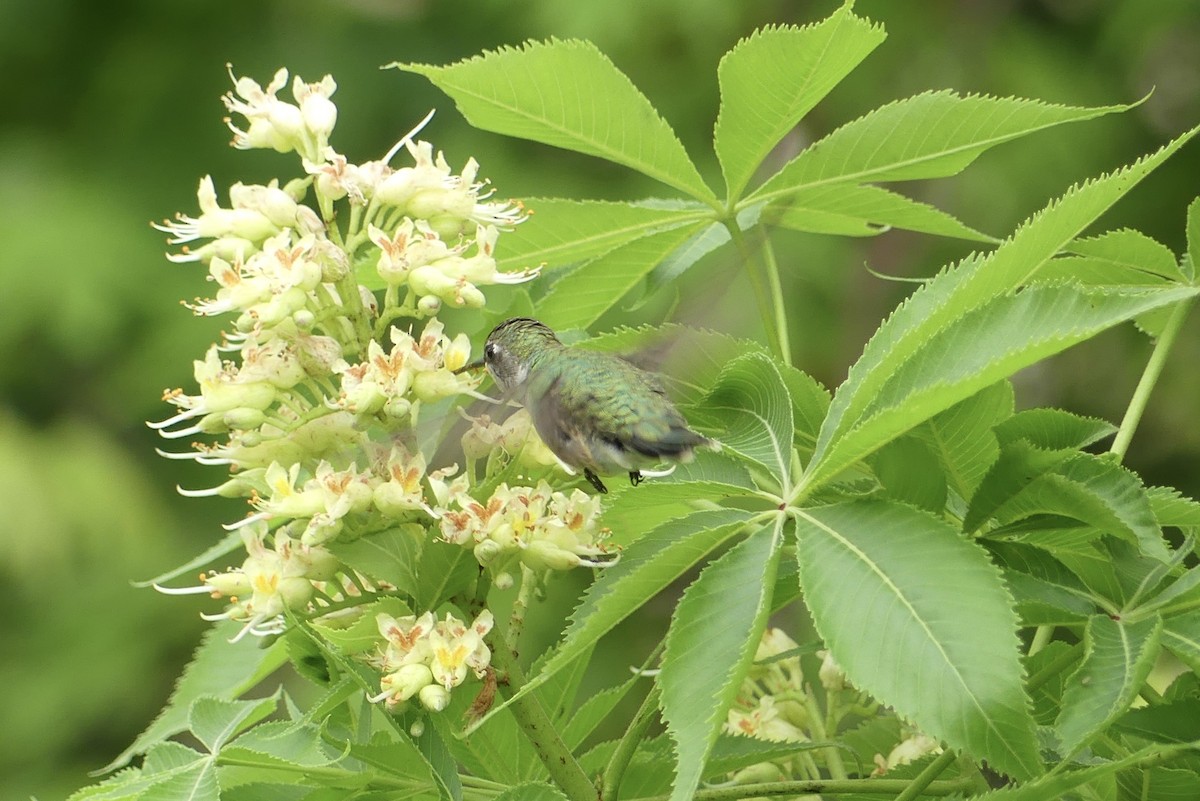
(394, 41), (715, 200)
(661, 516), (785, 801)
(714, 7), (886, 199)
(752, 92), (1133, 202)
(805, 282), (1199, 493)
(1055, 613), (1162, 756)
(806, 128), (1198, 487)
(496, 198), (707, 273)
(689, 352), (795, 491)
(993, 408), (1116, 451)
(795, 500), (1041, 778)
(100, 621), (288, 772)
(535, 221), (708, 330)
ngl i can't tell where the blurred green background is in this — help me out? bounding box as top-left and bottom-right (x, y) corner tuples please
(3, 0), (1199, 797)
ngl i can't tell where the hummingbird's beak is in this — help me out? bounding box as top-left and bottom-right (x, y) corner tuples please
(454, 358), (486, 375)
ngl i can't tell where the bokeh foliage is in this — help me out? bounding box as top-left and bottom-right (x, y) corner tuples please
(2, 1), (1199, 798)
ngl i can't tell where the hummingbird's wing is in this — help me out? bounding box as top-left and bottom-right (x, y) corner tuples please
(524, 350), (708, 475)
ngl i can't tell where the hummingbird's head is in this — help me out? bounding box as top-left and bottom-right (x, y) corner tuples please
(482, 317), (561, 391)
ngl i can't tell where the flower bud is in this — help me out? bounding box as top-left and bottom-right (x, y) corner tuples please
(473, 539), (505, 565)
(417, 294), (441, 316)
(384, 663), (435, 703)
(278, 575), (315, 609)
(522, 540), (582, 571)
(204, 571), (253, 597)
(732, 762), (784, 785)
(818, 650), (846, 692)
(418, 684), (451, 712)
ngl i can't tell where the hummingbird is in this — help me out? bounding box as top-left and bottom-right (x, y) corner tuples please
(463, 317), (712, 493)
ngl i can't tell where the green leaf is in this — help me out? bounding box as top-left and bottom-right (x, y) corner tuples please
(1163, 611), (1200, 673)
(994, 408), (1117, 450)
(222, 720), (335, 769)
(1148, 486), (1200, 528)
(393, 41), (715, 200)
(496, 198), (707, 273)
(869, 435), (947, 513)
(714, 8), (886, 199)
(190, 693), (279, 753)
(133, 530), (243, 588)
(415, 539), (477, 610)
(980, 452), (1168, 561)
(1186, 196), (1200, 281)
(1055, 613), (1162, 756)
(795, 500), (1041, 778)
(969, 743), (1196, 801)
(965, 443), (1073, 533)
(1068, 227), (1186, 281)
(689, 352), (795, 491)
(806, 127), (1198, 490)
(769, 182), (992, 241)
(806, 282), (1198, 493)
(753, 92), (1132, 201)
(140, 760), (219, 801)
(561, 675), (639, 749)
(520, 509), (751, 696)
(329, 525), (423, 598)
(705, 733), (836, 777)
(1115, 698), (1200, 744)
(987, 541), (1098, 624)
(350, 734), (441, 791)
(917, 381), (1012, 500)
(310, 596), (412, 655)
(100, 621), (288, 772)
(535, 221), (708, 330)
(778, 362), (831, 449)
(661, 516), (785, 801)
(491, 784), (569, 801)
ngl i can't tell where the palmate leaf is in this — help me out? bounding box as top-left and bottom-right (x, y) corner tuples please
(752, 91), (1133, 203)
(99, 621), (288, 772)
(713, 6), (886, 200)
(660, 516), (785, 801)
(393, 41), (715, 201)
(190, 693), (280, 753)
(794, 500), (1041, 779)
(805, 128), (1198, 488)
(495, 198), (707, 273)
(1067, 228), (1185, 281)
(993, 408), (1116, 450)
(769, 182), (992, 241)
(535, 221), (708, 330)
(1056, 614), (1162, 756)
(806, 282), (1198, 493)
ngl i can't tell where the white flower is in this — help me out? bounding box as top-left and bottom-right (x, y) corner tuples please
(223, 66), (304, 153)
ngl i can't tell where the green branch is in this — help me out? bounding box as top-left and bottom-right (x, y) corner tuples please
(625, 776), (978, 800)
(602, 683), (661, 801)
(492, 639), (598, 801)
(1110, 298), (1195, 460)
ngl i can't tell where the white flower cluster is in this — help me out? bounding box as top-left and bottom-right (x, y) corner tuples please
(370, 609), (495, 712)
(150, 67), (604, 714)
(437, 479), (614, 579)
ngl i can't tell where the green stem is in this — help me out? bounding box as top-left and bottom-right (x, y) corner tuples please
(506, 565), (536, 655)
(1028, 625), (1054, 656)
(1110, 299), (1195, 461)
(1027, 642), (1082, 693)
(602, 683), (661, 801)
(627, 776), (977, 801)
(892, 749), (957, 801)
(760, 234), (793, 367)
(492, 640), (598, 801)
(728, 223), (791, 365)
(803, 691), (847, 780)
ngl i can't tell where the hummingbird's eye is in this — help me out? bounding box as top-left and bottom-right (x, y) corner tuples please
(485, 343), (497, 360)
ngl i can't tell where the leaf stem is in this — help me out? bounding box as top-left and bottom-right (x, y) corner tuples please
(491, 639), (598, 801)
(627, 775), (977, 800)
(727, 223), (792, 366)
(1026, 642), (1082, 693)
(1110, 298), (1195, 461)
(602, 682), (661, 801)
(892, 749), (957, 801)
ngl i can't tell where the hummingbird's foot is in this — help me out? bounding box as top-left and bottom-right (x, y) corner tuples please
(629, 471), (643, 487)
(583, 469), (609, 494)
